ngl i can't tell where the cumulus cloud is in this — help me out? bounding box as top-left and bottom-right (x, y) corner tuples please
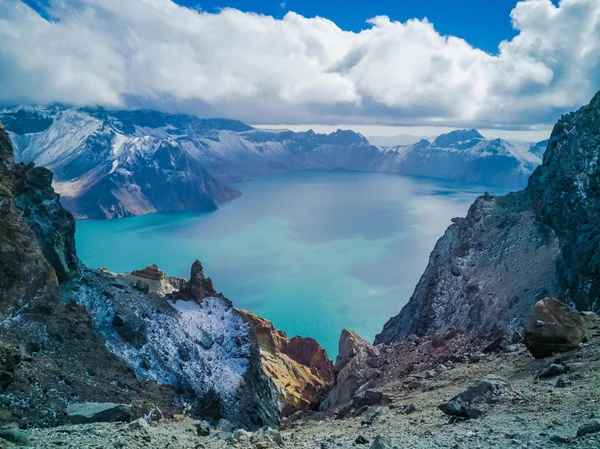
(0, 0), (598, 129)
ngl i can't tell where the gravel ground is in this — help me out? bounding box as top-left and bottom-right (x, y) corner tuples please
(12, 316), (600, 449)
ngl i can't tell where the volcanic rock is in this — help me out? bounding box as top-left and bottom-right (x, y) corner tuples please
(370, 435), (393, 449)
(376, 91), (600, 344)
(0, 428), (29, 446)
(131, 264), (165, 281)
(577, 420), (600, 438)
(439, 375), (513, 418)
(524, 298), (584, 358)
(25, 166), (53, 188)
(66, 402), (133, 424)
(322, 330), (378, 410)
(239, 310), (334, 414)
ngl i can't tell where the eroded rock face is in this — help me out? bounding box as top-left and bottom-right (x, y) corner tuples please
(322, 329), (379, 410)
(75, 267), (279, 429)
(239, 310), (334, 415)
(0, 124), (59, 310)
(131, 264), (165, 281)
(377, 91), (600, 344)
(524, 298), (584, 358)
(0, 123), (178, 427)
(0, 123), (280, 429)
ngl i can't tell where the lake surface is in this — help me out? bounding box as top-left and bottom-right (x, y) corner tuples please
(76, 171), (507, 356)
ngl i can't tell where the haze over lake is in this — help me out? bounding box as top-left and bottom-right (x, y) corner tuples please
(76, 170), (506, 355)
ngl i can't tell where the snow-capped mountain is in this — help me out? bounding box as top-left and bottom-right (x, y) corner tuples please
(0, 105), (545, 219)
(381, 129), (544, 187)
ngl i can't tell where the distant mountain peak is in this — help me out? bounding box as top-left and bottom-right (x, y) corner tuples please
(432, 129), (485, 149)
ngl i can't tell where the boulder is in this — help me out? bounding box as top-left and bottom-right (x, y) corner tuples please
(134, 279), (150, 294)
(537, 362), (569, 379)
(361, 406), (385, 426)
(352, 390), (390, 408)
(524, 298), (584, 359)
(128, 417), (150, 431)
(25, 166), (53, 188)
(577, 420), (600, 438)
(356, 435), (369, 445)
(112, 313), (148, 349)
(0, 429), (29, 446)
(66, 402), (133, 424)
(194, 420), (211, 436)
(439, 375), (512, 418)
(216, 418), (233, 432)
(370, 435), (393, 449)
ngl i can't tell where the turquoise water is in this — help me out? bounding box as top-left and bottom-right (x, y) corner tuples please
(76, 171), (507, 356)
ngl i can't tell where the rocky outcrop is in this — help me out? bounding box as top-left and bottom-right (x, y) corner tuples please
(376, 91), (600, 344)
(0, 122), (179, 427)
(322, 329), (380, 410)
(115, 264), (184, 297)
(238, 310), (334, 415)
(131, 264), (165, 281)
(527, 92), (600, 312)
(524, 298), (585, 358)
(0, 123), (280, 429)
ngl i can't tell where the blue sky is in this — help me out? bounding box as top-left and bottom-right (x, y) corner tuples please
(5, 0), (599, 140)
(174, 0), (556, 54)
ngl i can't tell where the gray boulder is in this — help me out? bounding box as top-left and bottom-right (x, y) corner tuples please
(66, 402), (133, 424)
(370, 435), (393, 449)
(439, 375), (512, 418)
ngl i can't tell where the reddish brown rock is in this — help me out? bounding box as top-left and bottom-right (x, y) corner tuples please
(131, 264), (165, 281)
(184, 260), (216, 303)
(524, 298), (584, 359)
(238, 310), (334, 415)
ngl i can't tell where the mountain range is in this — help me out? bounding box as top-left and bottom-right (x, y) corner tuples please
(1, 105), (545, 219)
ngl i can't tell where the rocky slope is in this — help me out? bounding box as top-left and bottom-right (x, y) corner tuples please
(0, 122), (296, 429)
(1, 105), (542, 219)
(0, 122), (178, 428)
(18, 307), (600, 448)
(238, 311), (334, 415)
(376, 91), (600, 344)
(111, 263), (335, 416)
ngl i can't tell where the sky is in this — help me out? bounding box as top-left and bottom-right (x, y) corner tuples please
(1, 0), (599, 140)
(174, 0), (531, 54)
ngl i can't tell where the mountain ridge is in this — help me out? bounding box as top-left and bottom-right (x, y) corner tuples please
(2, 105), (544, 219)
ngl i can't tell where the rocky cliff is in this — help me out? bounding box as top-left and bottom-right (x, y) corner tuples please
(0, 122), (178, 428)
(376, 91), (600, 344)
(238, 311), (334, 415)
(0, 123), (281, 429)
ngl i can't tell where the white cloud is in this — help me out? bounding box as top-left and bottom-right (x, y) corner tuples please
(0, 0), (598, 129)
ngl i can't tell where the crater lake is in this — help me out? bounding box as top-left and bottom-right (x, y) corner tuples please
(76, 170), (508, 356)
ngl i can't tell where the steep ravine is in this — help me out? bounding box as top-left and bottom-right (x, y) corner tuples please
(376, 90), (600, 344)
